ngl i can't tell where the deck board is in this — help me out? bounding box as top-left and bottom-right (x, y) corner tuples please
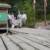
(2, 35), (19, 50)
(0, 37), (6, 50)
(0, 28), (50, 50)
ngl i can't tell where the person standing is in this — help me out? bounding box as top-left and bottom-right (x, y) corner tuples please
(21, 12), (27, 25)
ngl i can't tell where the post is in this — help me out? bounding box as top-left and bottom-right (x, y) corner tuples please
(33, 0), (36, 27)
(7, 20), (8, 34)
(44, 0), (47, 26)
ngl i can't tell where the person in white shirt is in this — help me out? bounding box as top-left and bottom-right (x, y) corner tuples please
(17, 11), (23, 27)
(17, 11), (27, 25)
(8, 13), (16, 28)
(9, 12), (22, 28)
(22, 13), (27, 25)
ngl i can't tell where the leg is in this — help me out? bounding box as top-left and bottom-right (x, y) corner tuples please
(12, 24), (15, 28)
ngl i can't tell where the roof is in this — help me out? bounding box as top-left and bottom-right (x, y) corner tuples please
(0, 3), (11, 8)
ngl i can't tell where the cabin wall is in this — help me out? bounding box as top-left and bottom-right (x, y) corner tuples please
(0, 10), (8, 13)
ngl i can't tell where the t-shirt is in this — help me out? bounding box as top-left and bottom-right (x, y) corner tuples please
(22, 14), (27, 20)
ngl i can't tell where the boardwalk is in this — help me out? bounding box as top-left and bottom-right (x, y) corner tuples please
(0, 28), (50, 50)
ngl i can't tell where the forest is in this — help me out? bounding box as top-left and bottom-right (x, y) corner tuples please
(0, 0), (50, 27)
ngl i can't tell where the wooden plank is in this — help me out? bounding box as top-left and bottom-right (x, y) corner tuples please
(2, 35), (19, 50)
(8, 35), (35, 50)
(12, 34), (50, 50)
(0, 38), (6, 50)
(18, 33), (50, 48)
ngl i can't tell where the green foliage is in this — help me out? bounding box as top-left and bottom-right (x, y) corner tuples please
(8, 0), (50, 27)
(22, 0), (34, 25)
(4, 0), (50, 27)
(47, 14), (50, 20)
(13, 0), (35, 27)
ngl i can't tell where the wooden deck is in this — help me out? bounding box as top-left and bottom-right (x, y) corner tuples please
(0, 31), (50, 50)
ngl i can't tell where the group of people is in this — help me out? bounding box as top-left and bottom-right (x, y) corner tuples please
(8, 11), (27, 28)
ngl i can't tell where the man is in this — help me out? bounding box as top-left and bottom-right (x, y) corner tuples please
(8, 13), (16, 28)
(17, 11), (23, 27)
(10, 12), (22, 28)
(21, 13), (27, 25)
(17, 11), (27, 26)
